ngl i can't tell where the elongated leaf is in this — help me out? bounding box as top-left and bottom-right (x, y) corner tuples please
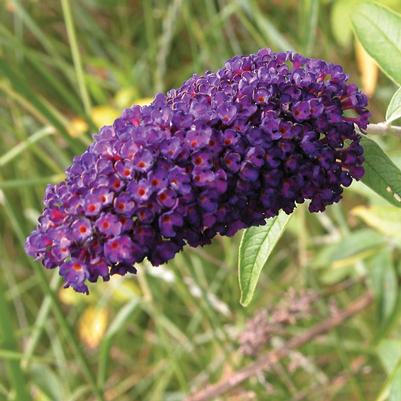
(390, 370), (401, 401)
(378, 340), (401, 374)
(352, 2), (401, 85)
(377, 340), (401, 401)
(299, 0), (319, 55)
(238, 0), (292, 51)
(238, 211), (291, 307)
(0, 60), (82, 153)
(0, 175), (64, 189)
(313, 228), (385, 268)
(369, 251), (397, 324)
(360, 135), (401, 207)
(61, 0), (92, 115)
(352, 205), (401, 241)
(376, 341), (401, 401)
(331, 0), (361, 47)
(386, 87), (401, 124)
(0, 126), (54, 167)
(0, 287), (30, 401)
(97, 299), (139, 389)
(2, 196), (105, 401)
(30, 363), (65, 401)
(328, 229), (384, 262)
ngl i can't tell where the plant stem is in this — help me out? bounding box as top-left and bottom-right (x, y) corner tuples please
(60, 0), (91, 116)
(366, 123), (401, 135)
(3, 196), (105, 401)
(186, 292), (373, 401)
(0, 285), (30, 401)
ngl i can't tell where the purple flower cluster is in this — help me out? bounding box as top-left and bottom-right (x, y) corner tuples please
(25, 49), (369, 293)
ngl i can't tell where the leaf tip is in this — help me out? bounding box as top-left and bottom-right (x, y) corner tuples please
(239, 296), (250, 307)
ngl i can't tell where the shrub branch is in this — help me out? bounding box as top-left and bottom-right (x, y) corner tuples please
(186, 292), (373, 401)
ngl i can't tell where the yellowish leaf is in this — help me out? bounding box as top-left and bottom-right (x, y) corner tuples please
(6, 1), (16, 12)
(135, 97), (153, 106)
(109, 276), (141, 303)
(114, 87), (139, 108)
(355, 39), (379, 97)
(114, 87), (153, 109)
(68, 117), (88, 137)
(351, 205), (401, 240)
(59, 286), (94, 305)
(331, 249), (377, 269)
(68, 99), (154, 137)
(91, 105), (119, 128)
(79, 306), (109, 349)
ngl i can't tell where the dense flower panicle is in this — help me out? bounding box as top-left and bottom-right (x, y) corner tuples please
(25, 49), (369, 293)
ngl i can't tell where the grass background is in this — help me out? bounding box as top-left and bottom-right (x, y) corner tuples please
(1, 1), (401, 400)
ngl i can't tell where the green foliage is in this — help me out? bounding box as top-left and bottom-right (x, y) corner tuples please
(331, 0), (401, 48)
(369, 252), (397, 325)
(0, 287), (30, 401)
(331, 0), (361, 47)
(386, 87), (401, 124)
(360, 135), (401, 207)
(377, 339), (401, 401)
(352, 2), (401, 85)
(299, 0), (319, 55)
(97, 299), (139, 390)
(238, 211), (291, 306)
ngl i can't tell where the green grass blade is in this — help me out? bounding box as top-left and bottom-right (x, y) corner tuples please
(2, 196), (105, 401)
(0, 126), (55, 167)
(12, 0), (77, 87)
(60, 0), (92, 116)
(0, 285), (30, 401)
(0, 60), (80, 152)
(238, 0), (293, 51)
(155, 0), (183, 92)
(0, 25), (82, 115)
(0, 175), (64, 189)
(97, 299), (139, 389)
(21, 273), (61, 370)
(300, 0), (319, 55)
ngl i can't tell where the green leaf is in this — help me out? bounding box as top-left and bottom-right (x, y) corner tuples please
(0, 60), (82, 153)
(331, 0), (361, 47)
(360, 135), (401, 207)
(386, 87), (401, 124)
(237, 0), (292, 51)
(352, 205), (401, 241)
(376, 340), (401, 401)
(390, 367), (401, 401)
(299, 0), (319, 55)
(0, 126), (54, 168)
(325, 229), (385, 263)
(313, 229), (384, 268)
(61, 0), (92, 115)
(368, 251), (397, 324)
(2, 196), (105, 401)
(238, 212), (291, 307)
(378, 340), (401, 374)
(313, 229), (385, 285)
(352, 2), (401, 85)
(30, 363), (65, 401)
(0, 285), (30, 401)
(97, 299), (139, 389)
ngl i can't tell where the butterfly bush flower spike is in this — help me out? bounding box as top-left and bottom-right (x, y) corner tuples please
(25, 49), (369, 293)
